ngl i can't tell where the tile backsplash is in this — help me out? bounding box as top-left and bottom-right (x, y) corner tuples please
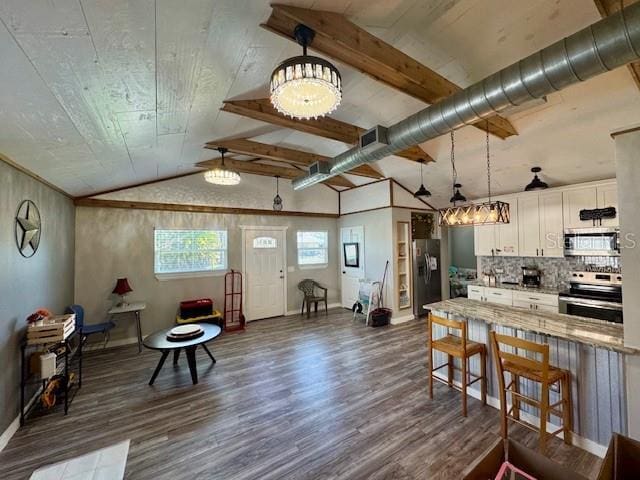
(479, 256), (620, 289)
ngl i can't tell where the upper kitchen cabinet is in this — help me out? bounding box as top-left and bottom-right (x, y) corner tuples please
(517, 191), (564, 258)
(563, 183), (618, 228)
(517, 195), (541, 257)
(563, 187), (598, 229)
(494, 196), (519, 256)
(539, 191), (564, 257)
(597, 184), (619, 227)
(474, 223), (496, 256)
(474, 196), (519, 256)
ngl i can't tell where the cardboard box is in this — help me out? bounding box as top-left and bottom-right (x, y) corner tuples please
(596, 433), (640, 480)
(462, 438), (589, 480)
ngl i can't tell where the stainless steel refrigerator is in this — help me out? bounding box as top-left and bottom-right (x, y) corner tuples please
(412, 239), (442, 317)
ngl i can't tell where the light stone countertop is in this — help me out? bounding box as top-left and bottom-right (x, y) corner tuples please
(425, 298), (637, 354)
(468, 281), (561, 295)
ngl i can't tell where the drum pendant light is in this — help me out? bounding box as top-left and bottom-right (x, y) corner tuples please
(269, 24), (342, 120)
(204, 147), (241, 186)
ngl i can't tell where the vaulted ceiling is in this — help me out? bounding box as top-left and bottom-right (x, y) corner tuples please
(1, 0), (639, 207)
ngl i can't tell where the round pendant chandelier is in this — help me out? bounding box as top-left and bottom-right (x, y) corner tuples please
(269, 24), (342, 120)
(204, 147), (241, 186)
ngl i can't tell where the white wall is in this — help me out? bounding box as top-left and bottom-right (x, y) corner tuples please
(340, 180), (390, 214)
(96, 172), (339, 214)
(339, 208), (394, 312)
(75, 207), (340, 342)
(614, 127), (640, 440)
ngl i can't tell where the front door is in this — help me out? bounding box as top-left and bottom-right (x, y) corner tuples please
(340, 226), (365, 308)
(244, 229), (286, 321)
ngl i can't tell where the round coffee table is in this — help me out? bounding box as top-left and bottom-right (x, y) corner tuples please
(143, 323), (221, 385)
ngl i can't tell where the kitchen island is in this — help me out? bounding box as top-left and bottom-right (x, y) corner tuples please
(425, 298), (634, 455)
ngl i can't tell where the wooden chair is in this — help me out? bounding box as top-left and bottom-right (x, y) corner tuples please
(298, 279), (328, 318)
(427, 313), (487, 417)
(490, 331), (572, 452)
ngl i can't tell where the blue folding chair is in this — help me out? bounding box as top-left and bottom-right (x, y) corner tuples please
(66, 305), (115, 348)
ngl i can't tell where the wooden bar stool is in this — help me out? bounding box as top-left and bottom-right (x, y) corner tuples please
(427, 313), (487, 417)
(490, 331), (572, 452)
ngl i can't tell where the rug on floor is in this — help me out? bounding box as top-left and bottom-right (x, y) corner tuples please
(29, 440), (130, 480)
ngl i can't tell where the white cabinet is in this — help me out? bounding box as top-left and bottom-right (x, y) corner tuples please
(513, 291), (559, 312)
(597, 184), (619, 227)
(563, 184), (618, 228)
(518, 196), (541, 257)
(495, 196), (519, 256)
(539, 191), (564, 257)
(485, 287), (513, 305)
(563, 187), (598, 229)
(474, 225), (496, 256)
(467, 286), (558, 312)
(468, 285), (484, 301)
(474, 196), (518, 257)
(517, 192), (563, 258)
(473, 180), (616, 258)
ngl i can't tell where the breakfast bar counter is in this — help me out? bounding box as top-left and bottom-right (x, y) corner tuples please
(424, 298), (632, 453)
(426, 298), (635, 354)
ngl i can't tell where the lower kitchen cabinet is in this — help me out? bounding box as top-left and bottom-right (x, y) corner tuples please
(467, 286), (559, 312)
(484, 287), (513, 305)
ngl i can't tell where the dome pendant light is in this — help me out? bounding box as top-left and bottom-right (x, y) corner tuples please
(450, 183), (467, 204)
(273, 176), (283, 211)
(269, 24), (342, 120)
(413, 159), (432, 197)
(524, 167), (549, 191)
(204, 147), (241, 186)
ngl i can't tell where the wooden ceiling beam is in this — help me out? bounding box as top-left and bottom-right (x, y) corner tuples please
(205, 138), (383, 179)
(594, 0), (640, 91)
(221, 98), (432, 163)
(261, 5), (517, 139)
(196, 157), (354, 188)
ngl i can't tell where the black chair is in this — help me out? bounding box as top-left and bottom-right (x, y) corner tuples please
(298, 279), (328, 318)
(66, 304), (115, 348)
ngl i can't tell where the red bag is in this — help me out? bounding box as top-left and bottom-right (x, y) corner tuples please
(179, 298), (213, 319)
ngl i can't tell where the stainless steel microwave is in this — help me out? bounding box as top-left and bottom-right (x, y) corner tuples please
(563, 227), (620, 256)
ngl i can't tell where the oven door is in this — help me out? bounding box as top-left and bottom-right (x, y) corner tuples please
(564, 228), (620, 256)
(559, 296), (623, 323)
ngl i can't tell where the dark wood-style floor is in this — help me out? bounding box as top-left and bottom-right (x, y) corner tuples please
(1, 309), (601, 479)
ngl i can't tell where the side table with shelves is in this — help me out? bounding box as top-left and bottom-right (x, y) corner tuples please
(20, 329), (83, 426)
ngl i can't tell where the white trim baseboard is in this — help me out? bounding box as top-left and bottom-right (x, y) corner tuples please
(390, 313), (416, 325)
(432, 371), (608, 458)
(0, 416), (19, 452)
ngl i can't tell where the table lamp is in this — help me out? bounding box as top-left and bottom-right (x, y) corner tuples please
(112, 278), (133, 307)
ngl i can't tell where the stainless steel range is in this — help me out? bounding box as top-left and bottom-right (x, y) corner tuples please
(559, 271), (623, 324)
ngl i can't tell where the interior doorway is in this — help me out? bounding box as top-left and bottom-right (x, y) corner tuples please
(340, 226), (364, 308)
(242, 227), (287, 321)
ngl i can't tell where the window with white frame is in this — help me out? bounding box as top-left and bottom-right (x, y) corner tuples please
(297, 231), (328, 266)
(154, 229), (227, 276)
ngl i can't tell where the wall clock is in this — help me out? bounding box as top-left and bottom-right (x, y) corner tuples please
(15, 200), (41, 258)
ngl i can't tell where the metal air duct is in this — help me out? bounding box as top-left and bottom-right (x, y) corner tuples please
(293, 2), (640, 190)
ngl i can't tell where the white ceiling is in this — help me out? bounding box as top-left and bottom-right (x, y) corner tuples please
(0, 0), (638, 206)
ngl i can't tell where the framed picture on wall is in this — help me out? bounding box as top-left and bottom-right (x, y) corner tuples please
(343, 243), (359, 268)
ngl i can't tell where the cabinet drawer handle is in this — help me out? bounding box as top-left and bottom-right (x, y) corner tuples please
(528, 297), (539, 301)
(493, 293), (502, 296)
